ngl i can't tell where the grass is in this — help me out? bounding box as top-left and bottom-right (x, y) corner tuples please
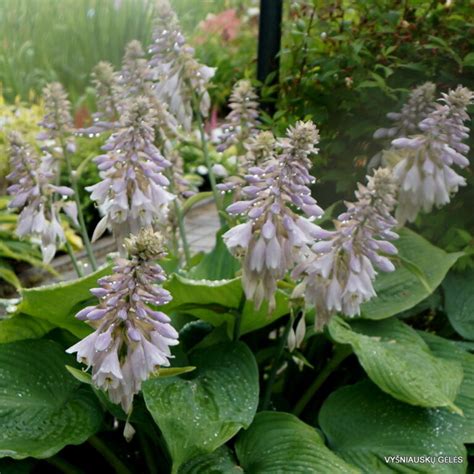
(0, 0), (248, 103)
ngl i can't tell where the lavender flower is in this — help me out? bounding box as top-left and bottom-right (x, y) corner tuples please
(67, 228), (178, 413)
(373, 82), (437, 140)
(217, 130), (276, 193)
(217, 79), (259, 152)
(293, 168), (398, 329)
(149, 0), (215, 130)
(223, 121), (324, 310)
(390, 86), (473, 224)
(7, 132), (77, 263)
(87, 97), (175, 248)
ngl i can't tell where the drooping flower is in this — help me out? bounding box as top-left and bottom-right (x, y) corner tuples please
(216, 79), (260, 152)
(87, 97), (175, 249)
(223, 121), (324, 310)
(390, 86), (473, 224)
(149, 0), (215, 130)
(67, 228), (178, 413)
(373, 82), (437, 140)
(7, 132), (77, 263)
(293, 168), (398, 329)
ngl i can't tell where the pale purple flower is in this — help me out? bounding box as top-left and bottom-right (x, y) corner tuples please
(148, 0), (215, 130)
(216, 79), (260, 152)
(7, 132), (77, 263)
(390, 86), (473, 224)
(67, 229), (178, 413)
(373, 82), (437, 140)
(294, 168), (398, 329)
(223, 121), (323, 310)
(87, 97), (175, 249)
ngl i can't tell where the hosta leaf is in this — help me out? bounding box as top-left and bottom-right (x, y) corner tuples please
(361, 228), (460, 320)
(0, 314), (54, 344)
(319, 380), (467, 473)
(143, 342), (258, 472)
(0, 339), (103, 459)
(15, 265), (111, 338)
(235, 412), (359, 473)
(443, 269), (474, 340)
(328, 317), (463, 411)
(420, 332), (474, 443)
(163, 275), (289, 336)
(179, 446), (241, 474)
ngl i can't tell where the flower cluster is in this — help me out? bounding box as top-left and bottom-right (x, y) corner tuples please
(293, 168), (398, 329)
(7, 132), (77, 263)
(373, 82), (437, 140)
(87, 97), (174, 248)
(37, 82), (76, 155)
(149, 0), (215, 130)
(390, 86), (473, 224)
(216, 79), (259, 152)
(223, 121), (324, 310)
(67, 228), (178, 413)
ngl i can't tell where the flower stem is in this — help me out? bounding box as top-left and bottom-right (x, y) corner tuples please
(65, 240), (83, 277)
(292, 344), (352, 416)
(232, 292), (247, 341)
(193, 96), (225, 226)
(260, 317), (293, 411)
(174, 199), (192, 266)
(60, 140), (98, 270)
(88, 435), (132, 474)
(46, 456), (84, 474)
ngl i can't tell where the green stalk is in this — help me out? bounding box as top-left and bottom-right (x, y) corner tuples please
(65, 240), (83, 277)
(193, 94), (225, 226)
(60, 138), (98, 270)
(232, 293), (247, 341)
(260, 317), (293, 411)
(292, 344), (352, 416)
(173, 199), (192, 266)
(46, 456), (84, 474)
(138, 431), (159, 474)
(88, 435), (132, 474)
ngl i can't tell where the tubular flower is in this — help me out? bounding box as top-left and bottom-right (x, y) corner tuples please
(293, 168), (398, 329)
(217, 130), (276, 193)
(223, 121), (324, 311)
(67, 228), (179, 413)
(390, 86), (473, 224)
(37, 82), (76, 154)
(149, 0), (215, 130)
(7, 132), (77, 263)
(79, 61), (122, 135)
(87, 97), (174, 248)
(373, 82), (437, 140)
(217, 79), (260, 152)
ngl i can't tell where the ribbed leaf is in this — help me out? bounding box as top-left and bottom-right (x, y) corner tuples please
(443, 269), (474, 340)
(361, 229), (460, 320)
(329, 317), (463, 411)
(0, 339), (103, 459)
(143, 342), (259, 472)
(0, 314), (54, 344)
(236, 412), (359, 473)
(179, 446), (240, 474)
(15, 265), (110, 337)
(319, 380), (467, 473)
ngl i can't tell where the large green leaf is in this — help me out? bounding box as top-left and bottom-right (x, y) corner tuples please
(179, 446), (241, 474)
(15, 265), (111, 338)
(420, 332), (474, 444)
(443, 269), (474, 340)
(0, 314), (54, 344)
(328, 317), (463, 411)
(319, 380), (467, 473)
(163, 275), (289, 336)
(236, 412), (359, 473)
(143, 342), (259, 473)
(361, 228), (460, 320)
(0, 339), (103, 459)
